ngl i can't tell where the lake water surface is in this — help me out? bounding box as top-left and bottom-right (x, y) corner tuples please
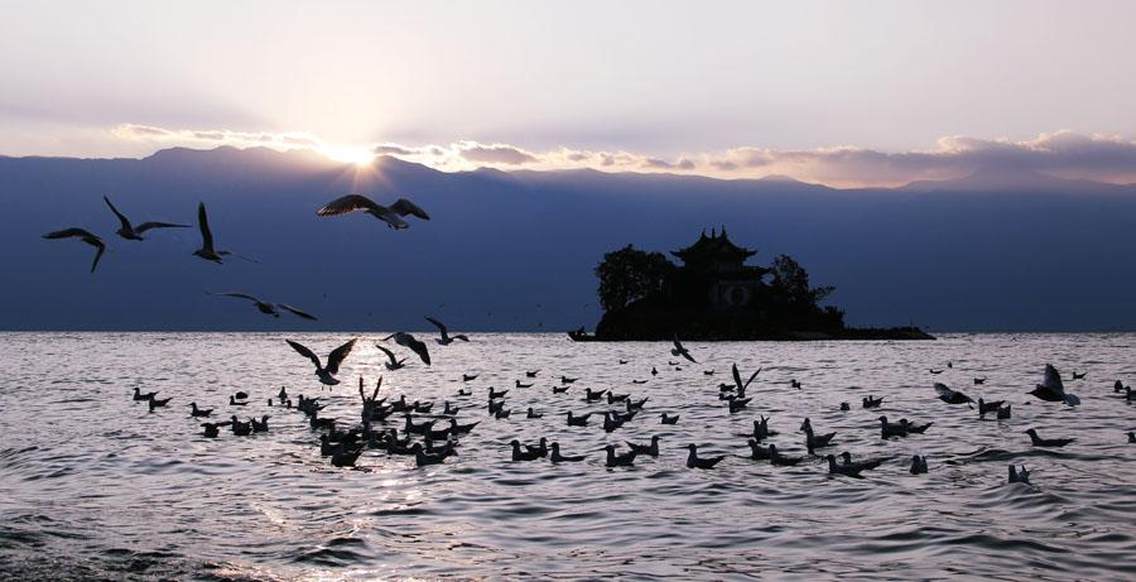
(1, 332), (1134, 580)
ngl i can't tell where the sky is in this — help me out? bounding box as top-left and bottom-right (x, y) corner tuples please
(2, 0), (1136, 187)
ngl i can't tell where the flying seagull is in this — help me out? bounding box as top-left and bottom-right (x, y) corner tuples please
(316, 194), (430, 230)
(381, 332), (431, 366)
(103, 195), (189, 240)
(211, 292), (317, 320)
(671, 335), (697, 363)
(42, 228), (106, 273)
(425, 316), (469, 345)
(286, 338), (357, 385)
(375, 344), (407, 370)
(193, 202), (230, 263)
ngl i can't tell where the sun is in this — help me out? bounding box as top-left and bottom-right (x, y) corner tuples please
(321, 145), (376, 167)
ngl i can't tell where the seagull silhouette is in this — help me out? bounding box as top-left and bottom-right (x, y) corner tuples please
(103, 195), (189, 240)
(381, 332), (431, 365)
(210, 292), (317, 320)
(286, 338), (356, 385)
(316, 194), (430, 229)
(426, 316), (469, 345)
(42, 228), (106, 273)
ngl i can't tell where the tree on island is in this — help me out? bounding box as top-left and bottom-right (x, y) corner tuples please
(766, 254), (845, 331)
(595, 245), (676, 312)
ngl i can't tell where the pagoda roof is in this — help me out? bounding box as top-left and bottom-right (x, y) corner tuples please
(671, 228), (757, 262)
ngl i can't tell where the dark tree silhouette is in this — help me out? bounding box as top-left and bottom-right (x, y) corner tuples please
(769, 254), (834, 307)
(595, 245), (675, 312)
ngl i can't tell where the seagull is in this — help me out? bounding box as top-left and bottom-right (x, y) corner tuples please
(1028, 364), (1081, 406)
(103, 195), (189, 240)
(671, 335), (697, 363)
(566, 411), (592, 426)
(132, 387), (157, 401)
(425, 316), (469, 345)
(201, 422), (227, 438)
(510, 440), (543, 461)
(525, 370), (540, 378)
(374, 344), (407, 370)
(973, 377), (987, 385)
(604, 445), (637, 467)
(189, 402), (213, 417)
(211, 292), (317, 320)
(550, 442), (586, 463)
(910, 455), (929, 474)
(934, 382), (974, 405)
(286, 338), (356, 385)
(42, 228), (106, 273)
(1024, 428), (1074, 448)
(840, 451), (887, 472)
(191, 202), (231, 263)
(561, 376), (578, 384)
(147, 396), (171, 412)
(660, 413), (679, 425)
(929, 369), (944, 375)
(768, 444), (802, 467)
(1008, 464), (1031, 484)
(316, 194), (430, 230)
(996, 404), (1012, 419)
(825, 454), (865, 478)
(731, 363), (761, 398)
(627, 436), (661, 457)
(686, 444), (724, 469)
(1072, 370), (1087, 380)
(862, 395), (884, 409)
(381, 332), (431, 365)
(1127, 431), (1135, 443)
(977, 398), (1005, 417)
(462, 373), (478, 382)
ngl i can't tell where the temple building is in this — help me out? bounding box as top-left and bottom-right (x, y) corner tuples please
(667, 228), (769, 310)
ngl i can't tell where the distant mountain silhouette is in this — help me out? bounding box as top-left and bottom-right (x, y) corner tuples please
(2, 146), (1135, 332)
(902, 166), (1125, 193)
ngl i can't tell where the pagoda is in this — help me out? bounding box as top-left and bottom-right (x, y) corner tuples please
(668, 228), (769, 310)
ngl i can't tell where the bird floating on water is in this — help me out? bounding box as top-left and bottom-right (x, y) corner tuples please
(1024, 428), (1074, 447)
(1008, 464), (1031, 484)
(550, 442), (585, 463)
(686, 444), (724, 469)
(189, 402), (213, 417)
(934, 382), (974, 405)
(910, 455), (928, 474)
(660, 412), (679, 425)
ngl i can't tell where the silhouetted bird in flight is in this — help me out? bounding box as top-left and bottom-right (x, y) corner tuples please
(1028, 364), (1081, 406)
(375, 344), (407, 370)
(316, 194), (430, 229)
(671, 335), (697, 363)
(286, 338), (356, 385)
(211, 292), (317, 320)
(382, 332), (431, 365)
(103, 195), (189, 240)
(425, 316), (469, 345)
(192, 202), (231, 263)
(42, 228), (106, 273)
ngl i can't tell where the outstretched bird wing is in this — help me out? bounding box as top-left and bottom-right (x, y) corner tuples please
(286, 339), (322, 370)
(316, 194), (381, 216)
(425, 316), (449, 336)
(43, 227), (99, 240)
(135, 221), (191, 233)
(673, 335), (698, 363)
(375, 344), (399, 364)
(89, 241), (106, 273)
(103, 196), (133, 231)
(214, 291), (261, 303)
(1041, 364), (1065, 394)
(324, 338), (357, 375)
(197, 203), (215, 251)
(396, 333), (431, 366)
(390, 198), (430, 220)
(278, 304), (318, 321)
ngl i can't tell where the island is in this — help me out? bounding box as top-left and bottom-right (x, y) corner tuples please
(570, 228), (933, 341)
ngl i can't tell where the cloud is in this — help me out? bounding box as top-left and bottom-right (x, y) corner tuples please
(110, 124), (1136, 187)
(458, 143), (538, 165)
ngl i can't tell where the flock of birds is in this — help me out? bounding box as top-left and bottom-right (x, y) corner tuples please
(129, 333), (1136, 484)
(42, 193), (1135, 483)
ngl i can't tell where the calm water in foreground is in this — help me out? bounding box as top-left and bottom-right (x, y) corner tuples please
(1, 332), (1134, 581)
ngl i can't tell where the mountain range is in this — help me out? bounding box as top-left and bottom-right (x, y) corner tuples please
(2, 146), (1135, 332)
